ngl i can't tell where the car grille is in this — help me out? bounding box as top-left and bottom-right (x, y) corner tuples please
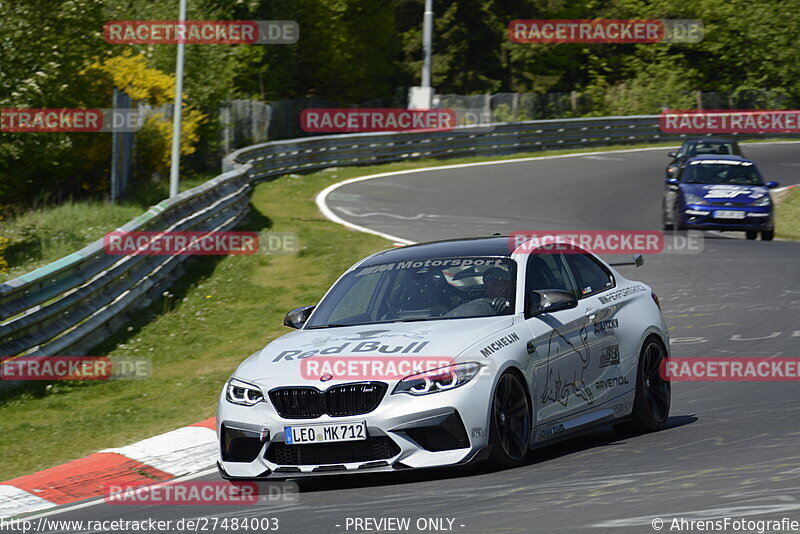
(265, 436), (400, 466)
(269, 382), (387, 419)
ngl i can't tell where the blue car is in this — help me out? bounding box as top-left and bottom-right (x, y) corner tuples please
(662, 155), (779, 240)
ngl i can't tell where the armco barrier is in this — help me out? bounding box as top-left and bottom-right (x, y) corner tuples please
(0, 166), (253, 386)
(2, 115), (798, 381)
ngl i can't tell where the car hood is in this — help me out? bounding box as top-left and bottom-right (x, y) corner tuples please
(234, 316), (515, 385)
(680, 183), (769, 205)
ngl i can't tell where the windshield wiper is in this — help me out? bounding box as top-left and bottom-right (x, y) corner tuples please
(308, 317), (439, 329)
(306, 323), (353, 329)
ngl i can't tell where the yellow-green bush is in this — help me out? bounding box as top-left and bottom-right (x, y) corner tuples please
(82, 51), (207, 179)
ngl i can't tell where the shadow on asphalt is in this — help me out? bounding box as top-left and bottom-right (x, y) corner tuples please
(291, 414), (698, 494)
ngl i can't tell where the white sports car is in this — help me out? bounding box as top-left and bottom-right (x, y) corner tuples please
(217, 236), (671, 479)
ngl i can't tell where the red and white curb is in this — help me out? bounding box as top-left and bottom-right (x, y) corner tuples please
(773, 184), (798, 193)
(0, 418), (218, 519)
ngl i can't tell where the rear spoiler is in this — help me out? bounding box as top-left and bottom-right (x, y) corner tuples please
(609, 254), (644, 268)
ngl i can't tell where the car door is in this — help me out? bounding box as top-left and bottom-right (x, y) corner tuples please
(562, 252), (624, 408)
(522, 252), (597, 427)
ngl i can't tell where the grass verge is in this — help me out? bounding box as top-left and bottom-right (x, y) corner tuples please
(776, 187), (800, 240)
(1, 140), (797, 481)
(0, 176), (210, 283)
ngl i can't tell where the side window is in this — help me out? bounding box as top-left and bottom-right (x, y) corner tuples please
(525, 253), (576, 294)
(564, 254), (614, 298)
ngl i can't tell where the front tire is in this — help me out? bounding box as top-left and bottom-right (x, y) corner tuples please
(746, 230), (758, 240)
(487, 371), (531, 469)
(614, 338), (670, 434)
(662, 200), (674, 230)
(761, 229), (774, 241)
(675, 208), (687, 231)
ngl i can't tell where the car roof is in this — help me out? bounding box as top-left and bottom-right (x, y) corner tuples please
(358, 236), (515, 266)
(686, 154), (750, 163)
(684, 138), (738, 144)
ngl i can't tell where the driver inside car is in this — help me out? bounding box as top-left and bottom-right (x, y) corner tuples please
(444, 266), (514, 317)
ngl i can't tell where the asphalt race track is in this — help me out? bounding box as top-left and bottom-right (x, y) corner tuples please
(35, 143), (800, 533)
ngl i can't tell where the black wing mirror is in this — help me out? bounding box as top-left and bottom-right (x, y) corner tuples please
(284, 306), (315, 329)
(668, 151), (678, 157)
(526, 290), (578, 318)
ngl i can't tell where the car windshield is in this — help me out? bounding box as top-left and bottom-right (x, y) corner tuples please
(681, 161), (764, 185)
(306, 256), (517, 328)
(683, 141), (738, 157)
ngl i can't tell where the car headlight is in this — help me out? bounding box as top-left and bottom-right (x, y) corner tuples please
(226, 378), (265, 406)
(751, 195), (771, 207)
(667, 165), (678, 175)
(392, 362), (482, 396)
(684, 193), (707, 205)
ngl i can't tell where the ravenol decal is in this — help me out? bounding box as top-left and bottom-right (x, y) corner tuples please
(480, 332), (520, 358)
(594, 375), (629, 391)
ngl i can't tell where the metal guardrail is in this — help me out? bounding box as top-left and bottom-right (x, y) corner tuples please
(2, 115), (798, 369)
(0, 167), (252, 365)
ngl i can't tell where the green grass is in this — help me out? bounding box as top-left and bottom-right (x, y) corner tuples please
(776, 187), (800, 240)
(0, 169), (390, 480)
(1, 139), (798, 481)
(0, 176), (209, 283)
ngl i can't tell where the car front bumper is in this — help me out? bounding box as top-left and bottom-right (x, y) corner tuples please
(216, 375), (493, 479)
(679, 204), (773, 231)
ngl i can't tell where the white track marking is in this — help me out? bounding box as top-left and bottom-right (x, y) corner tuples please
(15, 467), (218, 521)
(0, 486), (54, 519)
(316, 142), (800, 244)
(101, 426), (217, 477)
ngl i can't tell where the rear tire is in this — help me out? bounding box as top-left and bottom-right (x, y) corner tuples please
(746, 230), (758, 240)
(761, 229), (774, 241)
(613, 338), (670, 434)
(487, 371), (531, 469)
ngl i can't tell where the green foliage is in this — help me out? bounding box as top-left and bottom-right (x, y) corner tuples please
(2, 0), (800, 213)
(0, 0), (107, 208)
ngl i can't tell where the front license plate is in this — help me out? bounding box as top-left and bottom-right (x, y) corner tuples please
(714, 210), (746, 219)
(284, 421), (367, 445)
